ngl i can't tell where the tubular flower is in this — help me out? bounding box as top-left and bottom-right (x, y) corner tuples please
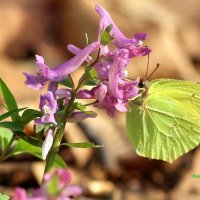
(24, 42), (99, 90)
(67, 43), (113, 80)
(35, 91), (58, 125)
(108, 49), (129, 99)
(67, 111), (97, 122)
(95, 5), (151, 57)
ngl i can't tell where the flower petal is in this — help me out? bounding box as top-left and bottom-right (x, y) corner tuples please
(23, 73), (47, 90)
(108, 49), (129, 99)
(67, 44), (93, 63)
(44, 42), (100, 81)
(95, 5), (151, 57)
(35, 91), (57, 125)
(56, 169), (72, 185)
(95, 84), (107, 102)
(67, 111), (97, 122)
(62, 185), (82, 197)
(13, 188), (28, 200)
(42, 129), (54, 160)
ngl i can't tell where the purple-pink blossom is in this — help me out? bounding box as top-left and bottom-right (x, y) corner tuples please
(35, 91), (58, 125)
(67, 111), (97, 122)
(24, 42), (99, 90)
(42, 128), (55, 160)
(95, 5), (151, 57)
(13, 169), (82, 200)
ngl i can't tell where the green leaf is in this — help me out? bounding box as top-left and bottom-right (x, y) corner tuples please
(0, 107), (27, 122)
(54, 155), (67, 168)
(126, 79), (200, 163)
(0, 193), (10, 200)
(20, 109), (41, 125)
(35, 124), (45, 133)
(0, 128), (14, 152)
(0, 79), (18, 121)
(47, 176), (59, 196)
(14, 131), (43, 147)
(10, 139), (67, 168)
(11, 139), (42, 158)
(0, 121), (23, 131)
(73, 102), (86, 111)
(84, 68), (99, 86)
(60, 142), (103, 148)
(60, 77), (74, 88)
(100, 25), (114, 45)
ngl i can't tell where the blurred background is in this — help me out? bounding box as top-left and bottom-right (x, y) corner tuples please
(0, 0), (200, 199)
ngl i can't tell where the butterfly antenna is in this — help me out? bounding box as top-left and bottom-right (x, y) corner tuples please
(145, 63), (159, 81)
(144, 53), (150, 80)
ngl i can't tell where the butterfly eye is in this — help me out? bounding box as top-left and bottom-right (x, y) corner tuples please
(139, 81), (145, 88)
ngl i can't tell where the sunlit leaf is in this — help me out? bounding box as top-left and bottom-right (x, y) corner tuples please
(11, 139), (67, 168)
(0, 128), (13, 152)
(0, 79), (18, 121)
(14, 131), (43, 147)
(61, 142), (103, 148)
(100, 25), (114, 45)
(0, 107), (26, 122)
(20, 109), (41, 125)
(0, 193), (10, 200)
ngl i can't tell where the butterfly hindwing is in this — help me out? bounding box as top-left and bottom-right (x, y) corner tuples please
(126, 79), (200, 162)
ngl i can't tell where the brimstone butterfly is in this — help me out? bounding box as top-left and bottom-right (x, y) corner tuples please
(126, 79), (200, 162)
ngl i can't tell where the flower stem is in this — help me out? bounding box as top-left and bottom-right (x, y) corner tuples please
(43, 80), (81, 176)
(43, 47), (101, 178)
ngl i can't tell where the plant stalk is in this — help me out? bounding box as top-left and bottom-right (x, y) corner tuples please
(43, 47), (101, 178)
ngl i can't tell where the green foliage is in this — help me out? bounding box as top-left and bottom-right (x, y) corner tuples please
(0, 121), (23, 131)
(47, 177), (59, 196)
(54, 155), (67, 169)
(0, 79), (18, 121)
(0, 128), (13, 152)
(84, 68), (99, 86)
(61, 142), (103, 148)
(11, 139), (42, 158)
(126, 79), (200, 162)
(0, 107), (26, 122)
(0, 193), (10, 200)
(20, 109), (41, 125)
(14, 131), (43, 147)
(10, 139), (67, 168)
(73, 102), (86, 111)
(100, 25), (114, 45)
(60, 77), (74, 88)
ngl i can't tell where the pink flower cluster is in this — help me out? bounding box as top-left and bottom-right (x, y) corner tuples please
(24, 5), (151, 159)
(13, 169), (82, 200)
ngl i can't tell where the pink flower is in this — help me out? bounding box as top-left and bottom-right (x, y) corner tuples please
(13, 170), (82, 200)
(95, 5), (151, 57)
(24, 42), (99, 90)
(35, 91), (58, 125)
(42, 128), (55, 160)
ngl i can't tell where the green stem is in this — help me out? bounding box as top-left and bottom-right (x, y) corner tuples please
(43, 82), (80, 176)
(0, 136), (15, 162)
(43, 47), (101, 177)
